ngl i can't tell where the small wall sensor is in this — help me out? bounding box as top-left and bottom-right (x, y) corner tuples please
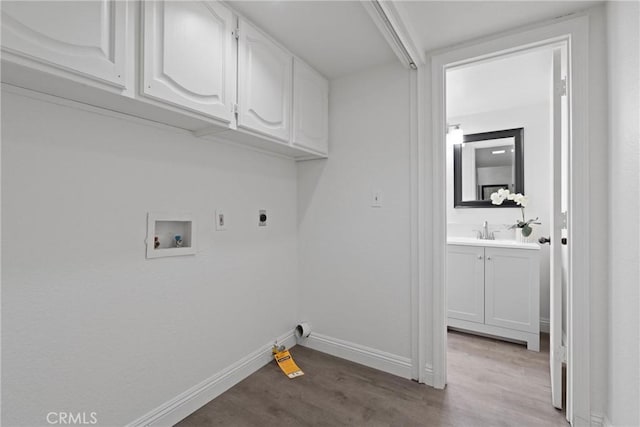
(259, 209), (267, 227)
(215, 209), (227, 231)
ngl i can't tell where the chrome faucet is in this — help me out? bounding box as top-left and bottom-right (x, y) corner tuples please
(472, 221), (494, 240)
(476, 221), (494, 240)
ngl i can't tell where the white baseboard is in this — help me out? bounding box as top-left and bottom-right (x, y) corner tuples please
(540, 317), (550, 333)
(299, 333), (412, 379)
(423, 365), (434, 386)
(126, 331), (296, 427)
(591, 413), (605, 427)
(590, 413), (614, 427)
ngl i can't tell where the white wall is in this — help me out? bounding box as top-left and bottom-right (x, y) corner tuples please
(588, 6), (611, 419)
(606, 1), (640, 425)
(447, 103), (552, 323)
(1, 92), (299, 426)
(297, 62), (412, 359)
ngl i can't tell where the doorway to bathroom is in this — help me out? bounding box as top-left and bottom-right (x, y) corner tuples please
(444, 44), (567, 422)
(421, 15), (592, 426)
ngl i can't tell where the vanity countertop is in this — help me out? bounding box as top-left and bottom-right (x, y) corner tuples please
(447, 237), (540, 250)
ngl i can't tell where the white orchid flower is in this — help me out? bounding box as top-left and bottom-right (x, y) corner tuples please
(497, 188), (510, 198)
(490, 189), (530, 208)
(491, 188), (511, 205)
(511, 193), (525, 205)
(490, 192), (503, 205)
(497, 193), (539, 233)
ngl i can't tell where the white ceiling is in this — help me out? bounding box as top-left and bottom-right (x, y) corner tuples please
(227, 1), (601, 80)
(446, 48), (553, 118)
(399, 1), (602, 54)
(227, 1), (396, 79)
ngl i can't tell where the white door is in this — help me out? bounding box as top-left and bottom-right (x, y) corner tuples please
(142, 1), (235, 122)
(292, 58), (329, 155)
(549, 47), (566, 410)
(1, 0), (127, 87)
(446, 245), (485, 323)
(237, 18), (292, 143)
(484, 247), (539, 333)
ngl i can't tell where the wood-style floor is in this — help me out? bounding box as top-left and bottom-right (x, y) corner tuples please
(176, 331), (567, 426)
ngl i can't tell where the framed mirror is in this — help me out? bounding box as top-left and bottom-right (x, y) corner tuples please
(453, 127), (524, 208)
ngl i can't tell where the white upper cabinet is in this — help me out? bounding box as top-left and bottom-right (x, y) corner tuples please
(237, 18), (292, 143)
(1, 1), (127, 88)
(292, 58), (329, 155)
(142, 1), (236, 123)
(1, 1), (327, 159)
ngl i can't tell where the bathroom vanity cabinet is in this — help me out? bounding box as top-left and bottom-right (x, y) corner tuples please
(447, 238), (540, 351)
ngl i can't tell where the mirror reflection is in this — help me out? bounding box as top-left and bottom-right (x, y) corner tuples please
(454, 128), (524, 208)
(461, 137), (515, 201)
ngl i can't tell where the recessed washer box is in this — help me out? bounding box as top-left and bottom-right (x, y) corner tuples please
(146, 212), (196, 259)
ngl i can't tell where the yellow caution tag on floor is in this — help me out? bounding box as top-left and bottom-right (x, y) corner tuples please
(274, 349), (304, 379)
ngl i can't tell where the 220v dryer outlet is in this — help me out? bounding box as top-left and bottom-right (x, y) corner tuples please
(259, 209), (267, 227)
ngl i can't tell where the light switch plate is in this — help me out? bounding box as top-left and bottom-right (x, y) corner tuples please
(372, 191), (382, 207)
(215, 209), (227, 231)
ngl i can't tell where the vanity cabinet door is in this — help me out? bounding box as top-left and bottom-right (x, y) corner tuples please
(484, 247), (539, 333)
(237, 18), (292, 143)
(142, 1), (236, 122)
(1, 0), (127, 88)
(447, 245), (485, 324)
(292, 58), (328, 155)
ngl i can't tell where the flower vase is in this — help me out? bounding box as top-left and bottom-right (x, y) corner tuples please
(516, 228), (531, 243)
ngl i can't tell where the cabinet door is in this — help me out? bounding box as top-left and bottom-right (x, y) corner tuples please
(484, 247), (539, 333)
(292, 58), (328, 154)
(1, 1), (127, 87)
(237, 18), (292, 143)
(447, 245), (485, 323)
(142, 1), (235, 122)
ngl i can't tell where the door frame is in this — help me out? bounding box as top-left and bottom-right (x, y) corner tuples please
(415, 14), (591, 426)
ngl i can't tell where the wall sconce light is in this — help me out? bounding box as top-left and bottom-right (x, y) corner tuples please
(447, 124), (464, 145)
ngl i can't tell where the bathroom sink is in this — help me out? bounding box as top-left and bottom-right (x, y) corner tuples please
(447, 236), (540, 250)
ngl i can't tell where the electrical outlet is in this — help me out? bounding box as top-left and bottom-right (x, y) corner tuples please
(258, 209), (267, 227)
(215, 209), (227, 231)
